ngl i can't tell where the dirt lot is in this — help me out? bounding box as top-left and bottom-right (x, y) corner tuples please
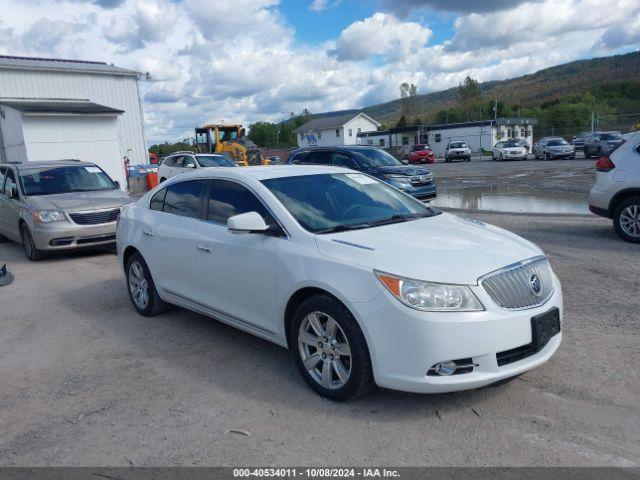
(0, 159), (639, 467)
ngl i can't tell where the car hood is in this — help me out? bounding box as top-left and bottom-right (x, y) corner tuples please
(373, 165), (432, 176)
(548, 145), (573, 151)
(315, 213), (542, 285)
(27, 190), (133, 212)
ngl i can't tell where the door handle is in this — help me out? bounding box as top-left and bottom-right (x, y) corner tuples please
(143, 230), (154, 237)
(196, 245), (212, 253)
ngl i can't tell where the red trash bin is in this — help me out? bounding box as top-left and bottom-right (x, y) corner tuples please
(146, 172), (158, 190)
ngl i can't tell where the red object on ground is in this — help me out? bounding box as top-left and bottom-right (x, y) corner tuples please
(409, 145), (436, 164)
(146, 172), (158, 190)
(595, 156), (615, 172)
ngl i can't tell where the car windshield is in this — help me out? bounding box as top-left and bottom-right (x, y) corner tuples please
(19, 165), (117, 196)
(601, 133), (623, 141)
(449, 142), (467, 149)
(503, 141), (520, 147)
(262, 173), (439, 234)
(196, 155), (237, 167)
(354, 148), (403, 168)
(547, 139), (569, 146)
(413, 145), (429, 151)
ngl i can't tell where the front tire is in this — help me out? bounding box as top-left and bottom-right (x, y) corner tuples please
(613, 197), (640, 243)
(290, 294), (374, 401)
(126, 252), (169, 316)
(20, 223), (44, 261)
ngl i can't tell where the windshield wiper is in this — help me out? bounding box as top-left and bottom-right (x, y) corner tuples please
(315, 223), (374, 234)
(365, 213), (429, 227)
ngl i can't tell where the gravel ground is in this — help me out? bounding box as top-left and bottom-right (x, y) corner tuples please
(0, 159), (638, 467)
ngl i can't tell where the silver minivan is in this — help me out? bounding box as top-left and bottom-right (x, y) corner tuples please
(0, 160), (132, 260)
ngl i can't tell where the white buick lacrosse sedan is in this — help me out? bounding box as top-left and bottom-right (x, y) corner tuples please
(117, 165), (562, 400)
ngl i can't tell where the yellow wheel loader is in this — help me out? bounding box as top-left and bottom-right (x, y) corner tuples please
(195, 124), (267, 166)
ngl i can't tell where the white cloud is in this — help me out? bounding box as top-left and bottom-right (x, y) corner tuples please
(309, 0), (341, 11)
(330, 12), (432, 62)
(0, 0), (638, 145)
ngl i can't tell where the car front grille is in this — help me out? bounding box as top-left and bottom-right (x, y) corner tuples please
(69, 208), (120, 225)
(479, 256), (554, 310)
(409, 174), (433, 185)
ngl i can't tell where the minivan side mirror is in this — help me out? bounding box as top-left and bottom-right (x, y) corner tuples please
(227, 211), (269, 234)
(114, 180), (121, 189)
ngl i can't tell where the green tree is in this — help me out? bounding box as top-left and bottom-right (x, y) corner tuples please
(456, 76), (483, 121)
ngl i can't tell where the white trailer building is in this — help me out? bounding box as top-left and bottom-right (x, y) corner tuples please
(295, 111), (380, 148)
(358, 118), (537, 158)
(0, 55), (146, 189)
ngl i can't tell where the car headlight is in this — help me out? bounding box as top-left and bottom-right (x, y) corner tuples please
(34, 210), (66, 223)
(376, 271), (484, 311)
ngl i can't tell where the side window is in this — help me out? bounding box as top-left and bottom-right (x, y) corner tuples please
(331, 152), (357, 169)
(163, 156), (176, 167)
(149, 188), (167, 211)
(162, 180), (206, 218)
(290, 151), (309, 164)
(4, 169), (17, 197)
(182, 156), (196, 168)
(0, 167), (6, 195)
(306, 150), (331, 165)
(207, 179), (276, 227)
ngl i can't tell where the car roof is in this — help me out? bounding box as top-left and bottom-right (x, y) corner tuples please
(170, 165), (349, 182)
(9, 160), (96, 169)
(290, 145), (382, 153)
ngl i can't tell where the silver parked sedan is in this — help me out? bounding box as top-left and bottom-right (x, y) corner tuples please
(533, 137), (575, 160)
(0, 160), (132, 261)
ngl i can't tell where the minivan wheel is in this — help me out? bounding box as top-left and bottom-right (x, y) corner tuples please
(290, 294), (374, 401)
(20, 223), (44, 261)
(126, 252), (169, 316)
(614, 197), (640, 243)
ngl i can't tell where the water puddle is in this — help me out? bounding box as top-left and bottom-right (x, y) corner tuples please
(433, 186), (589, 215)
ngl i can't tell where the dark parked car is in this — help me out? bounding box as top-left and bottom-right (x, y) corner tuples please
(583, 131), (624, 158)
(571, 131), (591, 151)
(287, 146), (436, 200)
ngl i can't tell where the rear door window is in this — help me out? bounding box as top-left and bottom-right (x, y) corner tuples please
(163, 156), (176, 167)
(4, 169), (17, 197)
(149, 188), (167, 211)
(0, 167), (5, 194)
(306, 150), (332, 165)
(290, 151), (309, 164)
(162, 180), (206, 218)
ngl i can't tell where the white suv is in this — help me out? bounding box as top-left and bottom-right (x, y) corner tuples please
(588, 132), (640, 243)
(157, 152), (237, 182)
(117, 166), (562, 400)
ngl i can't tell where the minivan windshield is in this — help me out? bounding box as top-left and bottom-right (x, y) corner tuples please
(449, 142), (467, 149)
(262, 173), (439, 234)
(354, 148), (403, 168)
(503, 141), (521, 147)
(196, 155), (237, 167)
(19, 165), (117, 196)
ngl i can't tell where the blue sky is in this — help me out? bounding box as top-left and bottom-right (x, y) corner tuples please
(1, 0), (638, 143)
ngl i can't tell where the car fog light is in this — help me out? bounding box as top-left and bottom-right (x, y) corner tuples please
(434, 361), (457, 376)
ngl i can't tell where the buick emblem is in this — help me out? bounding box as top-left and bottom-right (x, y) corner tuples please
(529, 274), (542, 296)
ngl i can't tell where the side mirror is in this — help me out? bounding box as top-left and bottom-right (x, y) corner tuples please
(227, 211), (269, 234)
(114, 180), (121, 189)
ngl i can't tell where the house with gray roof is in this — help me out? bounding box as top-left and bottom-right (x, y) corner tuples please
(294, 111), (380, 147)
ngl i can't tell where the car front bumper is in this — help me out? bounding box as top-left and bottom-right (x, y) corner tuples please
(503, 153), (528, 160)
(352, 278), (563, 393)
(30, 220), (117, 251)
(400, 183), (437, 200)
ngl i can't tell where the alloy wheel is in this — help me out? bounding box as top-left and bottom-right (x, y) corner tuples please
(128, 260), (150, 309)
(619, 205), (640, 238)
(298, 311), (352, 390)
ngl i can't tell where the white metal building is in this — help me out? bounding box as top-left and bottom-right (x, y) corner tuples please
(0, 55), (146, 188)
(358, 118), (537, 158)
(295, 111), (380, 148)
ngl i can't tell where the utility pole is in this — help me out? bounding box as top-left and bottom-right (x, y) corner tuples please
(591, 112), (595, 132)
(494, 99), (498, 120)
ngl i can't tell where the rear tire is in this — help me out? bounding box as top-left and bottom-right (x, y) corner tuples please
(20, 223), (44, 261)
(126, 252), (170, 316)
(290, 294), (374, 401)
(613, 196), (640, 243)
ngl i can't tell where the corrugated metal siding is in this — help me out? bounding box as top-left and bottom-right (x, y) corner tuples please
(0, 69), (146, 166)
